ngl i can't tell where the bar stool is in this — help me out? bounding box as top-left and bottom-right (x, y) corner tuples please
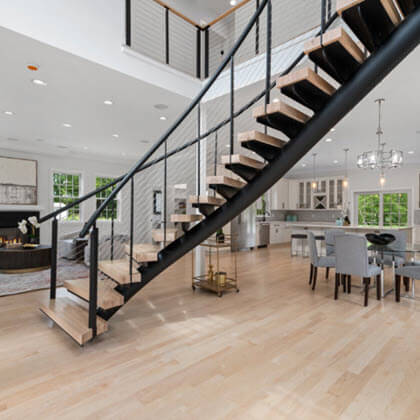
(291, 231), (308, 257)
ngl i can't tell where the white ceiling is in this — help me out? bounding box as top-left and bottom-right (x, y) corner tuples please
(0, 26), (190, 163)
(0, 24), (419, 173)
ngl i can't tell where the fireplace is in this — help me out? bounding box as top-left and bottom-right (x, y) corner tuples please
(0, 211), (40, 245)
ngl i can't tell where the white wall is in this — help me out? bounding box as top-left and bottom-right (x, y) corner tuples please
(0, 0), (201, 98)
(0, 148), (130, 244)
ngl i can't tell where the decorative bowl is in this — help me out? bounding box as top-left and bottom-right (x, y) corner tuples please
(366, 233), (395, 246)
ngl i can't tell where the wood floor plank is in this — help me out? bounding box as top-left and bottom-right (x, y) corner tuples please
(2, 246), (420, 417)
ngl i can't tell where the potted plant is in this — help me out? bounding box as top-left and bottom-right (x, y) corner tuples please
(216, 228), (224, 244)
(18, 216), (40, 245)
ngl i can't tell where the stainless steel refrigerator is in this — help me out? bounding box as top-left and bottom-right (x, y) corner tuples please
(230, 203), (256, 251)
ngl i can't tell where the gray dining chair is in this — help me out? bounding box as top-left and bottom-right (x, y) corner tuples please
(325, 229), (346, 257)
(335, 234), (381, 306)
(395, 263), (420, 302)
(307, 231), (335, 291)
(371, 230), (406, 267)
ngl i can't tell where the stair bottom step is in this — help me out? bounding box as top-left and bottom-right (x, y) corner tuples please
(40, 297), (108, 345)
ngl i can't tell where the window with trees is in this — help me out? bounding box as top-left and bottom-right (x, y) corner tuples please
(53, 173), (81, 221)
(357, 191), (409, 227)
(96, 177), (119, 221)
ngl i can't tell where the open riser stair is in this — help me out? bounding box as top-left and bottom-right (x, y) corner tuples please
(39, 0), (420, 345)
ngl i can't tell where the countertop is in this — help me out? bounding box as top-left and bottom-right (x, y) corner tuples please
(285, 223), (413, 230)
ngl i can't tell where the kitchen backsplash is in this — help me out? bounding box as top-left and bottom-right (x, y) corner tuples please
(261, 210), (343, 223)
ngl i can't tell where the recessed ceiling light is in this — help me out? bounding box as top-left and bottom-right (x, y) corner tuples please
(3, 111), (14, 116)
(27, 64), (39, 71)
(330, 128), (336, 132)
(301, 163), (307, 167)
(160, 116), (167, 121)
(62, 123), (72, 128)
(408, 151), (415, 154)
(273, 98), (280, 103)
(104, 99), (113, 105)
(154, 104), (168, 110)
(325, 138), (333, 143)
(32, 79), (47, 86)
(57, 145), (67, 149)
(333, 160), (339, 164)
(83, 146), (88, 150)
(230, 0), (237, 5)
(112, 134), (119, 138)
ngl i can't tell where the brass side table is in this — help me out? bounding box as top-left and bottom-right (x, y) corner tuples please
(191, 237), (239, 297)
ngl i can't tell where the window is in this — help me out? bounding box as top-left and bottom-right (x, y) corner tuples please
(357, 191), (409, 227)
(53, 173), (81, 221)
(96, 177), (118, 221)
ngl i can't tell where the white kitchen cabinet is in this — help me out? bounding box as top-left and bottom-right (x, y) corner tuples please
(270, 222), (290, 244)
(288, 180), (300, 210)
(270, 179), (289, 210)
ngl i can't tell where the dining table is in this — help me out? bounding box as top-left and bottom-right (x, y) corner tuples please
(368, 244), (420, 299)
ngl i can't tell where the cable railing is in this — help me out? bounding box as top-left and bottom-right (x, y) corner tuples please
(38, 0), (339, 337)
(126, 0), (335, 79)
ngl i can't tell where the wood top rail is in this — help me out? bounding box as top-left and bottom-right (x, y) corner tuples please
(151, 0), (253, 29)
(206, 0), (253, 27)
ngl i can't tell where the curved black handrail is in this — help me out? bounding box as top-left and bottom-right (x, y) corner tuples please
(40, 6), (338, 229)
(80, 0), (271, 237)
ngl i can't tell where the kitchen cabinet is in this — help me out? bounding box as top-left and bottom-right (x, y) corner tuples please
(270, 222), (290, 244)
(289, 176), (346, 210)
(270, 179), (289, 210)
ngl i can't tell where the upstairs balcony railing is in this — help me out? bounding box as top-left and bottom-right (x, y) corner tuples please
(125, 0), (336, 79)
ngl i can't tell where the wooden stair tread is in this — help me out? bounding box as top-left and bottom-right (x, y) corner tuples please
(276, 67), (336, 96)
(337, 0), (401, 26)
(125, 244), (159, 262)
(252, 101), (310, 124)
(40, 297), (108, 345)
(221, 154), (265, 169)
(304, 27), (365, 64)
(207, 176), (247, 189)
(189, 195), (225, 206)
(64, 278), (124, 310)
(170, 214), (204, 223)
(99, 259), (141, 284)
(238, 130), (287, 148)
(152, 228), (181, 242)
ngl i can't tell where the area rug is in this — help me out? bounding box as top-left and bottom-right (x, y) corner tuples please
(0, 259), (89, 296)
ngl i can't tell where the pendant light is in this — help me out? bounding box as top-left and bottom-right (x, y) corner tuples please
(343, 148), (349, 188)
(312, 153), (318, 190)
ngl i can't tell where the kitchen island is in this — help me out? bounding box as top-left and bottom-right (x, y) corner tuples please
(286, 223), (414, 244)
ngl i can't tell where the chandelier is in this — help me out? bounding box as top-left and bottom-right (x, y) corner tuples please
(357, 99), (403, 179)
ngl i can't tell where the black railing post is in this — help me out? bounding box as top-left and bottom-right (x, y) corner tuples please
(214, 132), (218, 176)
(204, 27), (209, 78)
(230, 57), (235, 157)
(321, 0), (327, 43)
(130, 178), (134, 283)
(165, 7), (170, 65)
(265, 0), (272, 109)
(196, 27), (201, 79)
(197, 104), (201, 198)
(327, 0), (332, 19)
(163, 139), (168, 246)
(125, 0), (131, 47)
(110, 205), (115, 261)
(88, 224), (98, 337)
(256, 0), (260, 55)
(50, 217), (58, 299)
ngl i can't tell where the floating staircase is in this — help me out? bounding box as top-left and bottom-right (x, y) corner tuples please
(40, 0), (420, 345)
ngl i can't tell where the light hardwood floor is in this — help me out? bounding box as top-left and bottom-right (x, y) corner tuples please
(1, 246), (420, 419)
